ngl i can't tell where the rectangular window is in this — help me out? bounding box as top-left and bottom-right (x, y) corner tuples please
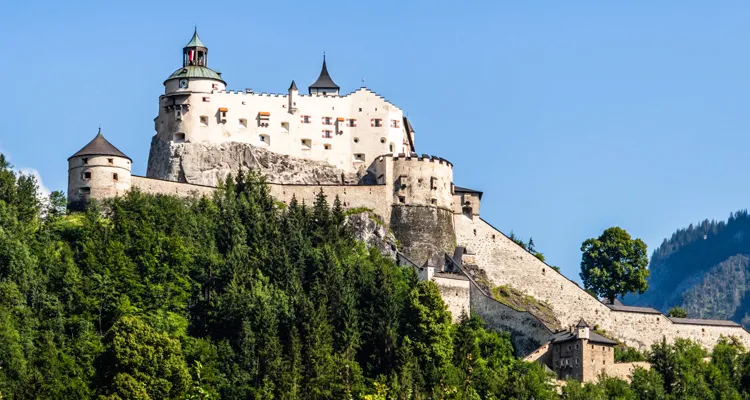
(175, 109), (182, 120)
(281, 122), (290, 131)
(113, 173), (118, 181)
(83, 172), (91, 179)
(322, 130), (332, 138)
(324, 144), (332, 150)
(347, 119), (356, 127)
(79, 187), (91, 195)
(323, 116), (332, 125)
(200, 116), (209, 126)
(82, 158), (88, 165)
(202, 97), (210, 102)
(391, 119), (400, 128)
(373, 118), (382, 127)
(240, 118), (248, 128)
(107, 158), (114, 165)
(354, 153), (365, 162)
(301, 115), (311, 124)
(301, 139), (311, 149)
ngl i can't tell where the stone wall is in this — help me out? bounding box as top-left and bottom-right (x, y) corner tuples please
(267, 183), (389, 221)
(433, 274), (471, 323)
(455, 215), (750, 352)
(131, 176), (215, 197)
(68, 155), (133, 207)
(604, 362), (651, 382)
(390, 205), (455, 265)
(470, 283), (554, 356)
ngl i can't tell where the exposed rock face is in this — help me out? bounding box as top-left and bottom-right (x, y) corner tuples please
(147, 138), (366, 186)
(347, 212), (397, 260)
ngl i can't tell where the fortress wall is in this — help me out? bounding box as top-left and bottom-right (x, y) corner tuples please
(266, 183), (390, 219)
(603, 362), (651, 382)
(131, 176), (215, 197)
(455, 216), (750, 352)
(433, 274), (471, 323)
(154, 87), (409, 174)
(470, 283), (554, 356)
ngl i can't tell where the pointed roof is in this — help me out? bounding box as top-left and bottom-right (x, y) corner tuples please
(576, 318), (590, 328)
(288, 80), (298, 91)
(185, 28), (206, 48)
(309, 56), (339, 92)
(69, 129), (131, 161)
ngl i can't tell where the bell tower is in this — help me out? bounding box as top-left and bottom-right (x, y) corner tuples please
(183, 28), (208, 67)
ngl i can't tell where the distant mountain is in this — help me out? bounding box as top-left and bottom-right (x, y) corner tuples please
(629, 210), (750, 327)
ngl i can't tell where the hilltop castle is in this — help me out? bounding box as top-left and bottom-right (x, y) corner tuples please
(67, 29), (750, 382)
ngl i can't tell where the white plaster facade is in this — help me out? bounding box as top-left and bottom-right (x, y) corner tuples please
(151, 31), (413, 175)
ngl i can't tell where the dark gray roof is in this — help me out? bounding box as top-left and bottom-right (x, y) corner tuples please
(576, 318), (590, 328)
(552, 329), (618, 346)
(403, 116), (416, 152)
(606, 303), (661, 314)
(69, 129), (131, 161)
(288, 80), (298, 91)
(309, 57), (339, 92)
(670, 317), (742, 327)
(454, 186), (484, 200)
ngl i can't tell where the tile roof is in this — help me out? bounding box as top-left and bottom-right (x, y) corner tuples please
(606, 303), (661, 314)
(69, 129), (131, 161)
(454, 186), (483, 200)
(669, 317), (742, 327)
(552, 330), (618, 346)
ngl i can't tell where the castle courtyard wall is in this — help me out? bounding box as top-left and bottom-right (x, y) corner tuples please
(433, 274), (471, 323)
(131, 176), (215, 197)
(455, 215), (750, 352)
(266, 183), (389, 220)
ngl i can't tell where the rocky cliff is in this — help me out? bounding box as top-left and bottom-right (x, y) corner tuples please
(146, 138), (367, 186)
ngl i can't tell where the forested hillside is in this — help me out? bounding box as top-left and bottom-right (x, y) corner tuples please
(0, 155), (559, 399)
(631, 210), (750, 325)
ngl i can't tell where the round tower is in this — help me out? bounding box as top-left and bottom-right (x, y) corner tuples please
(68, 129), (132, 209)
(386, 153), (456, 265)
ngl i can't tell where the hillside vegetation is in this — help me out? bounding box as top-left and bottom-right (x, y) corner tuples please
(631, 210), (750, 326)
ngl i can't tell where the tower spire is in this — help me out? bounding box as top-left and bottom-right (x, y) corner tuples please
(183, 28), (208, 67)
(308, 54), (340, 95)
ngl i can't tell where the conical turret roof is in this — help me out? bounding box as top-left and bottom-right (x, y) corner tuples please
(576, 318), (590, 328)
(69, 129), (131, 161)
(185, 28), (206, 48)
(309, 56), (339, 92)
(289, 80), (298, 91)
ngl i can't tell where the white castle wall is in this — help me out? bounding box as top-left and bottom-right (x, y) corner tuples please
(433, 274), (471, 322)
(454, 215), (750, 351)
(68, 155), (132, 206)
(154, 83), (410, 174)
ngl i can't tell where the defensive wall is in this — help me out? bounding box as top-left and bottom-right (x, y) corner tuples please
(373, 153), (456, 264)
(454, 214), (750, 352)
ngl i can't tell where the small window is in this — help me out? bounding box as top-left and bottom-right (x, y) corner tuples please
(281, 122), (290, 131)
(380, 137), (386, 144)
(240, 118), (248, 128)
(79, 187), (91, 195)
(174, 133), (185, 142)
(202, 97), (210, 102)
(391, 119), (400, 128)
(301, 139), (311, 149)
(175, 109), (182, 120)
(358, 108), (362, 112)
(259, 134), (270, 145)
(82, 158), (88, 165)
(323, 116), (332, 125)
(113, 173), (118, 181)
(353, 137), (359, 144)
(107, 158), (113, 165)
(324, 144), (332, 150)
(200, 116), (209, 126)
(302, 115), (311, 124)
(389, 143), (395, 152)
(347, 119), (356, 127)
(430, 198), (437, 205)
(374, 118), (382, 127)
(354, 153), (365, 162)
(322, 130), (332, 138)
(398, 196), (405, 203)
(83, 171), (91, 179)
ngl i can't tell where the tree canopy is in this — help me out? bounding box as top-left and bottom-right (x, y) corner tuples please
(580, 227), (649, 303)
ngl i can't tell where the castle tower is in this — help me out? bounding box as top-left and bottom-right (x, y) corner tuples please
(164, 28), (226, 96)
(288, 80), (298, 113)
(183, 28), (208, 67)
(67, 129), (132, 209)
(308, 55), (340, 95)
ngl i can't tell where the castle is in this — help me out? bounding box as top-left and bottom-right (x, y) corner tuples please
(67, 29), (750, 382)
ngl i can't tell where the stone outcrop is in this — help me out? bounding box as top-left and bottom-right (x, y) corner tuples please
(347, 212), (397, 259)
(147, 138), (366, 186)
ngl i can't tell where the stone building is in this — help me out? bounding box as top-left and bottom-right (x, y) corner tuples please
(67, 29), (750, 374)
(550, 319), (617, 382)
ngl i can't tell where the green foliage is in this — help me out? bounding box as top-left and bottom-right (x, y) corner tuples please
(580, 227), (649, 303)
(667, 306), (688, 318)
(0, 159), (559, 399)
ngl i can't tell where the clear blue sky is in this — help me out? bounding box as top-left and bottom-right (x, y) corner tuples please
(3, 1), (750, 281)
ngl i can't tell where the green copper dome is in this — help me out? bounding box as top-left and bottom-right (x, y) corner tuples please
(165, 66), (225, 84)
(185, 28), (206, 48)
